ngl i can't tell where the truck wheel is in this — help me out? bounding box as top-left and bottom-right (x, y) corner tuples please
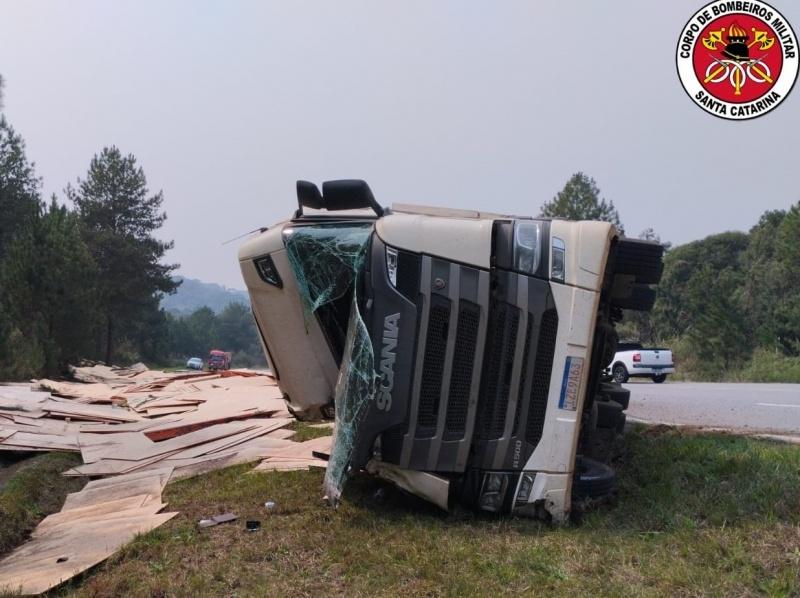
(616, 412), (627, 434)
(614, 238), (664, 285)
(599, 382), (630, 410)
(596, 399), (624, 429)
(612, 284), (657, 312)
(573, 457), (616, 499)
(652, 374), (667, 384)
(612, 364), (629, 384)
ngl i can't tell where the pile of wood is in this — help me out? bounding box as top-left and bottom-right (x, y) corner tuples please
(0, 365), (331, 595)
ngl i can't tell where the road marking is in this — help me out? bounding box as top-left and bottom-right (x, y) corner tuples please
(756, 403), (800, 408)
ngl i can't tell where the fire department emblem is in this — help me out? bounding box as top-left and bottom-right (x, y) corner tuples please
(677, 1), (798, 120)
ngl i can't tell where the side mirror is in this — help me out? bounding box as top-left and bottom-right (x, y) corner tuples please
(321, 180), (383, 215)
(294, 179), (384, 217)
(296, 180), (323, 210)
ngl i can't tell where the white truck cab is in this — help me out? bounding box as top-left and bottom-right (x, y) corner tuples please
(239, 180), (665, 522)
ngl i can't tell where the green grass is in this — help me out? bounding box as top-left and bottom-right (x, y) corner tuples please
(732, 349), (800, 384)
(42, 426), (800, 597)
(288, 421), (336, 442)
(0, 452), (85, 556)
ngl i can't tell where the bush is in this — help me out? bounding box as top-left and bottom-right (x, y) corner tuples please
(734, 348), (800, 383)
(666, 341), (800, 383)
(0, 327), (46, 380)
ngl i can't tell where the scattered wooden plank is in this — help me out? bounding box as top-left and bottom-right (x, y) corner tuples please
(0, 510), (178, 594)
(62, 467), (173, 510)
(78, 432), (155, 464)
(0, 467), (177, 595)
(144, 405), (198, 417)
(251, 456), (328, 472)
(0, 366), (326, 594)
(0, 431), (80, 452)
(143, 407), (283, 441)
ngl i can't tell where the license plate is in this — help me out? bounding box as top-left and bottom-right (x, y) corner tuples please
(558, 356), (584, 411)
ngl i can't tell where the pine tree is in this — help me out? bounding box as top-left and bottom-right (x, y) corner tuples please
(0, 116), (41, 253)
(0, 115), (45, 378)
(541, 172), (623, 232)
(0, 198), (99, 375)
(68, 147), (178, 364)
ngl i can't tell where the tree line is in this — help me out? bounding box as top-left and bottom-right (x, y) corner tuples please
(0, 81), (263, 378)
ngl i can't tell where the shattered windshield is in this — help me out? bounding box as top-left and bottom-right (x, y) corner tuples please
(284, 222), (377, 506)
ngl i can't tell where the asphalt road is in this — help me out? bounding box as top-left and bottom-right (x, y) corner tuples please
(626, 382), (800, 436)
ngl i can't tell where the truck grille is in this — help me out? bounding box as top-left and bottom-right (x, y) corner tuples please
(512, 320), (533, 436)
(477, 302), (520, 440)
(398, 256), (490, 471)
(395, 255), (558, 473)
(416, 295), (451, 437)
(526, 308), (558, 446)
(444, 301), (481, 441)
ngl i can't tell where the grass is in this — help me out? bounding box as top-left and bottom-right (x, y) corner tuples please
(288, 421), (336, 442)
(36, 425), (800, 597)
(732, 349), (800, 384)
(0, 452), (85, 556)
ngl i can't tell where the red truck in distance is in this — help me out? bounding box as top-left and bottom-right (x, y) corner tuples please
(207, 350), (232, 371)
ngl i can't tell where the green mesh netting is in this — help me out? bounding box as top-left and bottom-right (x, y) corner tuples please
(284, 223), (377, 506)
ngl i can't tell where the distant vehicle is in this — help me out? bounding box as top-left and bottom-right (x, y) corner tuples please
(606, 343), (675, 383)
(207, 350), (232, 371)
(186, 357), (204, 370)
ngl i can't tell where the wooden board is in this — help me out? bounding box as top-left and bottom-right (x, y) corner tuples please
(0, 467), (176, 595)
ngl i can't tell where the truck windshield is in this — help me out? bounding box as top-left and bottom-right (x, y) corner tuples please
(283, 222), (373, 362)
(283, 222), (377, 505)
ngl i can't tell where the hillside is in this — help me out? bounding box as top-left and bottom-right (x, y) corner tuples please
(161, 277), (249, 315)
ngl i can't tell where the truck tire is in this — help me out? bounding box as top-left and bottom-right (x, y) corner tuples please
(614, 239), (664, 285)
(612, 284), (657, 312)
(652, 374), (667, 384)
(596, 399), (624, 429)
(616, 412), (627, 434)
(573, 457), (616, 499)
(599, 382), (630, 410)
(612, 363), (629, 384)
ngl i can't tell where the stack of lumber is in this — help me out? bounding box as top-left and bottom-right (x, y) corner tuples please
(0, 366), (332, 475)
(0, 365), (333, 595)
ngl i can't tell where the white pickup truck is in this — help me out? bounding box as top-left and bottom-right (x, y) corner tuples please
(607, 342), (675, 383)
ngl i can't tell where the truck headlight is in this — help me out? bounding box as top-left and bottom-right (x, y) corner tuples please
(254, 255), (282, 288)
(551, 237), (565, 282)
(513, 221), (542, 275)
(515, 472), (536, 504)
(479, 472), (509, 512)
(386, 246), (399, 287)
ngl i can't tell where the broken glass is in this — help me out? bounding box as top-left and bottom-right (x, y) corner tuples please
(284, 223), (377, 506)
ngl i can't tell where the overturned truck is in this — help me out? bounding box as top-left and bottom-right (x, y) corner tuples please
(239, 180), (663, 522)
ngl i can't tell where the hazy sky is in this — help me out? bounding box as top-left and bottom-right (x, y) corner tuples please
(1, 1), (797, 288)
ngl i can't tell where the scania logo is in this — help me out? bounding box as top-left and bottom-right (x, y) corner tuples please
(376, 313), (400, 411)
